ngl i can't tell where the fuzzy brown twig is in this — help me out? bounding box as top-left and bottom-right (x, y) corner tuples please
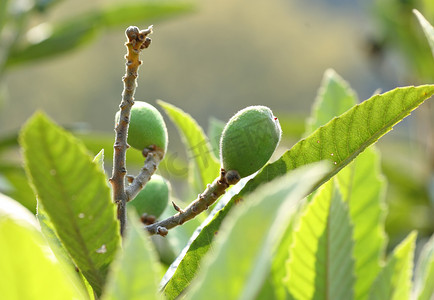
(145, 169), (239, 236)
(110, 25), (152, 237)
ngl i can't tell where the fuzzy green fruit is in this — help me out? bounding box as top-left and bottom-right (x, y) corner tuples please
(127, 175), (170, 218)
(219, 105), (281, 178)
(115, 101), (168, 153)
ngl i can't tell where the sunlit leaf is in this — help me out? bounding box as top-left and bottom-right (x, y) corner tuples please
(185, 163), (329, 300)
(20, 112), (121, 296)
(309, 69), (387, 300)
(93, 149), (104, 171)
(286, 181), (355, 300)
(337, 148), (387, 299)
(368, 232), (416, 300)
(163, 85), (434, 298)
(0, 217), (87, 299)
(102, 212), (161, 300)
(414, 9), (434, 59)
(305, 68), (358, 135)
(259, 199), (306, 300)
(260, 69), (358, 299)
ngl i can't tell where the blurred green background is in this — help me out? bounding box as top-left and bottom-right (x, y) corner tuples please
(1, 0), (434, 250)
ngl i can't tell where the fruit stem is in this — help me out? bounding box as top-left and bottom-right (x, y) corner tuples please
(110, 25), (152, 237)
(145, 169), (239, 236)
(125, 145), (163, 201)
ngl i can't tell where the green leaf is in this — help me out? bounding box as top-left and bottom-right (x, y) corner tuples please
(305, 68), (358, 135)
(163, 201), (231, 299)
(0, 192), (38, 228)
(6, 2), (195, 67)
(93, 149), (105, 171)
(414, 9), (434, 59)
(285, 181), (355, 300)
(207, 117), (225, 158)
(0, 164), (36, 213)
(368, 232), (417, 300)
(37, 205), (80, 270)
(184, 163), (329, 300)
(102, 212), (161, 300)
(163, 85), (434, 298)
(262, 199), (307, 300)
(0, 132), (18, 153)
(258, 69), (358, 300)
(6, 20), (99, 67)
(157, 100), (220, 191)
(336, 148), (387, 299)
(239, 85), (434, 203)
(414, 234), (434, 300)
(0, 0), (9, 32)
(37, 206), (93, 299)
(309, 69), (387, 300)
(98, 2), (195, 28)
(0, 217), (87, 299)
(20, 112), (121, 296)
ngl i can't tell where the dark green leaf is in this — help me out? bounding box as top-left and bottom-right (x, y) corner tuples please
(0, 192), (38, 228)
(20, 112), (121, 296)
(0, 132), (19, 153)
(163, 85), (434, 298)
(6, 21), (99, 67)
(6, 2), (195, 67)
(0, 164), (36, 213)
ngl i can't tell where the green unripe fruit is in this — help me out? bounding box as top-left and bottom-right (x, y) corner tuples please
(219, 105), (281, 178)
(127, 175), (170, 219)
(115, 101), (168, 154)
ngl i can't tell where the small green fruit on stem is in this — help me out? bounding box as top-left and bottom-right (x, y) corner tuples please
(127, 174), (170, 219)
(220, 105), (281, 178)
(116, 101), (168, 155)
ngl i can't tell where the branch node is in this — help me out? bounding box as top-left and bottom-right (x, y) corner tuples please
(172, 201), (184, 213)
(157, 226), (168, 237)
(140, 213), (156, 225)
(126, 175), (135, 184)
